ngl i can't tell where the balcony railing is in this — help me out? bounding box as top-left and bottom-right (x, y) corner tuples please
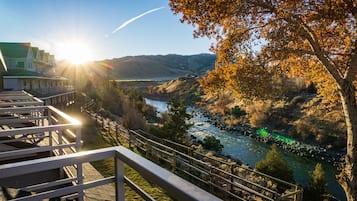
(28, 86), (75, 96)
(39, 90), (76, 107)
(0, 91), (43, 108)
(0, 105), (81, 162)
(0, 146), (221, 201)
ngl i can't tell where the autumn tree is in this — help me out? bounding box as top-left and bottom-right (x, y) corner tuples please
(169, 1), (357, 200)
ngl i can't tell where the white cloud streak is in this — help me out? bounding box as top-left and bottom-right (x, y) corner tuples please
(111, 6), (164, 34)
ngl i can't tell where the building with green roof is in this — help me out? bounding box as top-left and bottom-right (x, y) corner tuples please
(0, 42), (55, 74)
(0, 42), (34, 72)
(0, 42), (72, 96)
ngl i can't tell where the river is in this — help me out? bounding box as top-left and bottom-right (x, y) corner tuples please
(145, 98), (346, 200)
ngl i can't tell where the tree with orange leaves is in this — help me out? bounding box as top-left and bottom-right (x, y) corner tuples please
(170, 0), (357, 200)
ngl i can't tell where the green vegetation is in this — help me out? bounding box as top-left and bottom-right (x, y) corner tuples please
(202, 136), (224, 152)
(303, 163), (329, 201)
(81, 115), (171, 200)
(257, 128), (269, 137)
(271, 132), (296, 145)
(255, 144), (294, 182)
(230, 106), (246, 118)
(150, 99), (192, 143)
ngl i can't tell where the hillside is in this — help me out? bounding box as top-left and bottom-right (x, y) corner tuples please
(98, 54), (216, 80)
(146, 75), (201, 102)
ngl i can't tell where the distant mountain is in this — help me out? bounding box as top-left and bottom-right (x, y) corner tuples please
(98, 54), (216, 80)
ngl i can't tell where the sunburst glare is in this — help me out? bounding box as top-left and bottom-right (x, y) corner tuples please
(56, 40), (93, 65)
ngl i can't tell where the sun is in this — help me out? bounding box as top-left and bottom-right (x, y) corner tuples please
(57, 40), (93, 65)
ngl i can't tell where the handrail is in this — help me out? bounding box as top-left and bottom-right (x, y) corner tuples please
(0, 104), (81, 163)
(48, 106), (80, 125)
(0, 146), (221, 201)
(128, 129), (288, 199)
(39, 90), (76, 101)
(136, 129), (298, 188)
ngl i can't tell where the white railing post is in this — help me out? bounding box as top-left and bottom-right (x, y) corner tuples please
(115, 156), (125, 201)
(76, 127), (81, 152)
(75, 127), (84, 200)
(41, 109), (45, 126)
(49, 130), (53, 156)
(58, 130), (63, 155)
(77, 162), (84, 201)
(47, 109), (52, 125)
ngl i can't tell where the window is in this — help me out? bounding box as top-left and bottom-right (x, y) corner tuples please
(17, 61), (25, 68)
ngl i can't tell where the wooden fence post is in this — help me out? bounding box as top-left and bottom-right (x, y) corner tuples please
(230, 163), (234, 193)
(209, 166), (214, 193)
(145, 139), (150, 158)
(171, 151), (176, 172)
(116, 124), (119, 142)
(128, 130), (131, 148)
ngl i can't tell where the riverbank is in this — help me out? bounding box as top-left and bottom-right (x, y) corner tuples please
(195, 106), (345, 167)
(146, 95), (344, 166)
(145, 98), (346, 200)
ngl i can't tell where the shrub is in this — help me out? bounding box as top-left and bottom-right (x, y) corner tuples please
(230, 106), (246, 118)
(246, 101), (272, 127)
(255, 144), (294, 182)
(122, 109), (147, 130)
(202, 136), (224, 152)
(303, 163), (328, 201)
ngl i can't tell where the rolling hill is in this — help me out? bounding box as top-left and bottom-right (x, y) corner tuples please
(98, 54), (216, 80)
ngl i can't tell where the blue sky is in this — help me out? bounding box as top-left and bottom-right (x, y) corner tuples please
(0, 0), (212, 61)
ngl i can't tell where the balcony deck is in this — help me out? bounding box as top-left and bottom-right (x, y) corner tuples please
(0, 91), (220, 201)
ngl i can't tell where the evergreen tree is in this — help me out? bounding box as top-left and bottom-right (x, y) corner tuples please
(304, 163), (328, 201)
(161, 99), (193, 142)
(202, 135), (224, 152)
(255, 144), (294, 182)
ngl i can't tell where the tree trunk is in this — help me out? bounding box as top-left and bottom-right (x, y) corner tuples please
(338, 84), (357, 201)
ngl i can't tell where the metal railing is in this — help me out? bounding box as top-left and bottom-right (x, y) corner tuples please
(0, 146), (221, 201)
(40, 90), (76, 107)
(0, 105), (81, 162)
(0, 90), (84, 200)
(0, 91), (43, 108)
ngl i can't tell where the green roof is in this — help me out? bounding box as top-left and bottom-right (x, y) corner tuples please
(0, 42), (31, 58)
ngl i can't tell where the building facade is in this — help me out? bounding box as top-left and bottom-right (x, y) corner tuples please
(0, 42), (73, 97)
(0, 42), (55, 74)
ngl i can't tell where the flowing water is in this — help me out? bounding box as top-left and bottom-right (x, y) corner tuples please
(145, 98), (346, 200)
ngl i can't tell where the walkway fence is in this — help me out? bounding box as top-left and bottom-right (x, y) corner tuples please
(84, 108), (303, 201)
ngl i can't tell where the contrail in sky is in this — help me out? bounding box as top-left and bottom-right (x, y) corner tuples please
(111, 6), (165, 34)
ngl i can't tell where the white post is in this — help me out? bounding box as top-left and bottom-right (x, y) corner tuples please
(76, 127), (84, 201)
(115, 157), (125, 201)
